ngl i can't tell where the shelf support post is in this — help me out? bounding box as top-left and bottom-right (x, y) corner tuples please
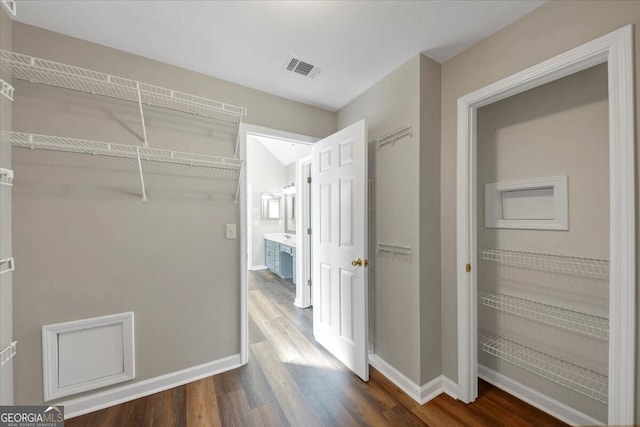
(136, 147), (147, 202)
(136, 83), (149, 148)
(234, 124), (241, 156)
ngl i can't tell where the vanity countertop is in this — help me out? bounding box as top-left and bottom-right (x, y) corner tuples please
(264, 233), (296, 248)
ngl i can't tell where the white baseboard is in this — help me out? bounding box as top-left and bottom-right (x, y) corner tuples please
(368, 354), (455, 405)
(61, 353), (242, 419)
(478, 364), (602, 426)
(442, 376), (459, 400)
(249, 265), (268, 271)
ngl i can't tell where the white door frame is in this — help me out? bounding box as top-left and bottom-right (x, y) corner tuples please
(294, 155), (313, 309)
(239, 123), (317, 364)
(456, 25), (635, 424)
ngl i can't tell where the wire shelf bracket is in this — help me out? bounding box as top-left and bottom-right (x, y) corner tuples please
(375, 125), (412, 150)
(1, 131), (244, 201)
(0, 256), (14, 275)
(479, 248), (609, 277)
(0, 0), (16, 18)
(0, 341), (17, 366)
(479, 330), (608, 403)
(0, 78), (14, 101)
(0, 167), (13, 186)
(0, 49), (247, 149)
(479, 290), (608, 341)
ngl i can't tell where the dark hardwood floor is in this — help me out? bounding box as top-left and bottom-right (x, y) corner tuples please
(67, 270), (569, 426)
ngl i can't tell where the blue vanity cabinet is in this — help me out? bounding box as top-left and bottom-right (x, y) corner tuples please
(265, 238), (295, 280)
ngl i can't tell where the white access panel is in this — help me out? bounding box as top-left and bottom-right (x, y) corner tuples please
(58, 324), (125, 388)
(42, 312), (135, 401)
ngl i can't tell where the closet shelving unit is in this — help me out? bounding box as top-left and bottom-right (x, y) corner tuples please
(0, 49), (248, 201)
(376, 125), (412, 150)
(0, 257), (14, 275)
(0, 0), (16, 18)
(0, 78), (13, 101)
(0, 341), (16, 367)
(376, 243), (412, 261)
(479, 247), (609, 404)
(0, 167), (12, 186)
(479, 291), (608, 341)
(479, 248), (609, 277)
(478, 330), (608, 403)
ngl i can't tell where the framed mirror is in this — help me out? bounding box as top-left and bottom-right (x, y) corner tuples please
(285, 194), (296, 234)
(261, 193), (282, 220)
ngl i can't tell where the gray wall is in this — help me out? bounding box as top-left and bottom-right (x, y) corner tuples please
(418, 55), (442, 385)
(439, 1), (640, 421)
(10, 23), (336, 405)
(476, 64), (609, 422)
(338, 54), (442, 386)
(247, 137), (285, 267)
(0, 8), (14, 405)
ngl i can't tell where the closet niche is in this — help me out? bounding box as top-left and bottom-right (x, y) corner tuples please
(476, 63), (609, 423)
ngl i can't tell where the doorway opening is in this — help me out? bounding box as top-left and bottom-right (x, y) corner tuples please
(239, 123), (317, 365)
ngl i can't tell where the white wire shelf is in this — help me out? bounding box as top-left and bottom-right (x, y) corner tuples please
(479, 330), (608, 403)
(2, 131), (242, 170)
(377, 242), (412, 262)
(479, 248), (609, 277)
(0, 78), (14, 100)
(0, 341), (16, 366)
(2, 131), (244, 201)
(0, 167), (13, 186)
(375, 125), (412, 150)
(0, 257), (14, 275)
(479, 290), (608, 341)
(0, 50), (247, 125)
(0, 0), (16, 18)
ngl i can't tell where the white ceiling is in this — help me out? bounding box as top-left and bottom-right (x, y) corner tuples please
(250, 135), (312, 166)
(14, 1), (545, 111)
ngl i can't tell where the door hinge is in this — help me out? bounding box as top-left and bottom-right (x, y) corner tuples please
(465, 263), (471, 273)
(307, 176), (312, 184)
(307, 228), (312, 235)
(308, 279), (312, 286)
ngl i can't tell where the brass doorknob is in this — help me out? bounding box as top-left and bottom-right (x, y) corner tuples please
(352, 258), (363, 267)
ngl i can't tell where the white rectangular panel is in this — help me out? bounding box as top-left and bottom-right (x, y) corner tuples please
(340, 269), (355, 342)
(321, 263), (331, 325)
(58, 324), (124, 387)
(339, 178), (354, 247)
(320, 184), (331, 243)
(339, 139), (354, 166)
(42, 312), (135, 401)
(319, 147), (332, 172)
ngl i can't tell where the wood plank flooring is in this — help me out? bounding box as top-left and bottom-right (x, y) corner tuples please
(66, 270), (569, 426)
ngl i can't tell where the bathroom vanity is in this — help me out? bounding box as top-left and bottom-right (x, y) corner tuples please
(264, 233), (296, 284)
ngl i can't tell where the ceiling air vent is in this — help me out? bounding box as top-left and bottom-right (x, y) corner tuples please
(284, 56), (320, 78)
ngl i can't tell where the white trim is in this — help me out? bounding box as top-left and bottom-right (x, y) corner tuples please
(61, 353), (242, 419)
(442, 376), (458, 400)
(249, 265), (268, 271)
(368, 353), (455, 404)
(485, 176), (568, 230)
(240, 123), (318, 365)
(295, 155), (313, 309)
(479, 365), (602, 427)
(457, 25), (635, 424)
(42, 313), (135, 401)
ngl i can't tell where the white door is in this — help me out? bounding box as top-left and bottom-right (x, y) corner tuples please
(312, 119), (368, 381)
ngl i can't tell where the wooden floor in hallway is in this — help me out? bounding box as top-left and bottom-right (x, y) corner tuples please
(66, 270), (569, 426)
